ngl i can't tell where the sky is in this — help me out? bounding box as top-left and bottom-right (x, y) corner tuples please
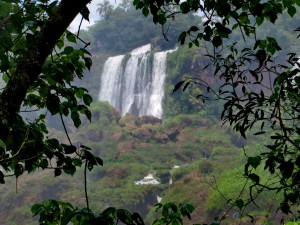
(69, 0), (118, 32)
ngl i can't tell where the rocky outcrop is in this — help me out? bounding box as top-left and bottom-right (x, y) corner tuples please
(117, 140), (136, 155)
(135, 115), (162, 126)
(130, 125), (154, 140)
(109, 131), (124, 141)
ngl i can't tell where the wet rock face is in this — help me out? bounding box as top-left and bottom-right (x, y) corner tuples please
(135, 115), (162, 126)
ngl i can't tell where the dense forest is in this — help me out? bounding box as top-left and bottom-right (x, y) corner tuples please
(1, 0), (300, 224)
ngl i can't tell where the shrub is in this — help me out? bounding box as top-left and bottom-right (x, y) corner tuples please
(199, 160), (213, 174)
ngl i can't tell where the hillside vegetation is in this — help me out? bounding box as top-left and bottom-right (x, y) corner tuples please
(0, 100), (285, 224)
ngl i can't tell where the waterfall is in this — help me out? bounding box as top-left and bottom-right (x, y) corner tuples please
(98, 44), (174, 119)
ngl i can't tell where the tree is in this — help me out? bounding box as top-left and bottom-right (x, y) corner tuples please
(0, 0), (105, 190)
(134, 0), (300, 216)
(96, 0), (114, 21)
(0, 0), (112, 223)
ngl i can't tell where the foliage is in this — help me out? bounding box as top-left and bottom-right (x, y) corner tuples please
(0, 0), (104, 186)
(164, 46), (204, 117)
(0, 104), (287, 223)
(89, 3), (201, 54)
(152, 202), (195, 225)
(0, 0), (109, 223)
(164, 45), (225, 119)
(134, 0), (300, 215)
(31, 200), (196, 225)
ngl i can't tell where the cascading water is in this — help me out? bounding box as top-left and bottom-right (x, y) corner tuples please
(98, 44), (174, 119)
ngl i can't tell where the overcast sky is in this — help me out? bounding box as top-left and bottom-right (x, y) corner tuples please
(69, 0), (118, 32)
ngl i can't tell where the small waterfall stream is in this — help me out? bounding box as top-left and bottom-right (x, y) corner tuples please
(98, 44), (175, 119)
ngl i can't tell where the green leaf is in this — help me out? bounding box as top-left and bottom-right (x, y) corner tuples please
(248, 173), (260, 183)
(63, 144), (77, 154)
(256, 49), (266, 64)
(248, 156), (261, 169)
(46, 93), (60, 115)
(66, 31), (77, 43)
(56, 39), (64, 49)
(63, 46), (74, 55)
(279, 161), (294, 179)
(84, 57), (92, 71)
(178, 31), (186, 45)
(54, 168), (62, 177)
(117, 209), (134, 224)
(256, 16), (264, 26)
(14, 163), (24, 178)
(180, 2), (190, 13)
(80, 5), (90, 21)
(47, 138), (60, 149)
(72, 158), (82, 167)
(88, 161), (94, 171)
(80, 48), (92, 56)
(61, 208), (74, 225)
(83, 94), (93, 106)
(132, 212), (144, 225)
(215, 23), (232, 35)
(31, 204), (42, 216)
(185, 204), (195, 213)
(212, 36), (222, 47)
(71, 110), (81, 128)
(287, 6), (296, 17)
(253, 131), (265, 135)
(0, 139), (5, 150)
(40, 159), (49, 168)
(235, 199), (244, 210)
(63, 164), (76, 175)
(142, 7), (149, 16)
(95, 157), (103, 166)
(190, 26), (199, 32)
(173, 80), (185, 93)
(0, 171), (5, 184)
(0, 54), (10, 72)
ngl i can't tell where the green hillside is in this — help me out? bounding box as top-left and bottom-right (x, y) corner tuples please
(0, 100), (285, 224)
